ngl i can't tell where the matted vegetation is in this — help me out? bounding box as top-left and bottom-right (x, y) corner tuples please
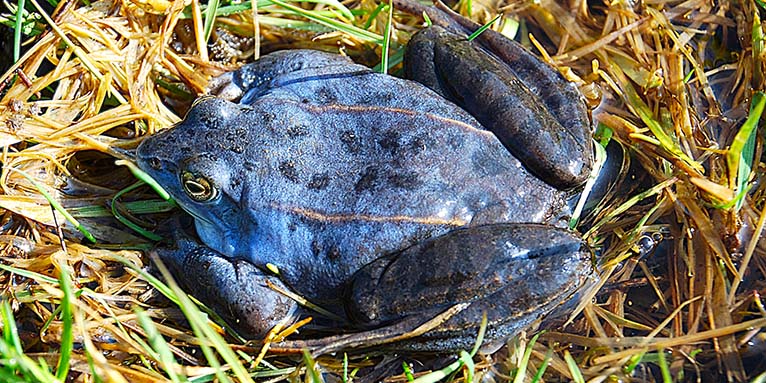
(0, 0), (765, 381)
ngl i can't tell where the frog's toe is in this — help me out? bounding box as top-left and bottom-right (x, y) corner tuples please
(345, 223), (595, 351)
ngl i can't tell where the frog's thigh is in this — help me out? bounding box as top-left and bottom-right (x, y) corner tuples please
(153, 244), (298, 339)
(345, 223), (593, 349)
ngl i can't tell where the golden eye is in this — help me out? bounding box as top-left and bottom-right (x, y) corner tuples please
(181, 171), (218, 202)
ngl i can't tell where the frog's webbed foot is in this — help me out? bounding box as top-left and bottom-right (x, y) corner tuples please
(399, 1), (593, 189)
(152, 216), (298, 338)
(342, 223), (595, 352)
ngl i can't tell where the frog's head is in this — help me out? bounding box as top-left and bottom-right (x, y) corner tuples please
(136, 97), (258, 260)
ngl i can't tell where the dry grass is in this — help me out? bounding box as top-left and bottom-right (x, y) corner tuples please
(0, 0), (765, 381)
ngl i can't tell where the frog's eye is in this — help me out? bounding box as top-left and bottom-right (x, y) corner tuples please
(181, 171), (218, 202)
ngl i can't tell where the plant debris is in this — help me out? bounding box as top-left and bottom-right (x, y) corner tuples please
(1, 0), (765, 381)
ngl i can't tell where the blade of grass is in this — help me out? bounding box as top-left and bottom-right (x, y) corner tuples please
(0, 263), (59, 284)
(202, 0), (220, 42)
(467, 14), (500, 41)
(379, 4), (393, 74)
(111, 181), (163, 241)
(362, 3), (386, 30)
(5, 167), (96, 243)
(181, 0), (354, 21)
(726, 91), (765, 210)
(13, 0), (25, 62)
(54, 264), (74, 381)
(135, 308), (186, 383)
(116, 160), (173, 201)
(512, 332), (543, 383)
(402, 361), (414, 382)
(303, 349), (323, 383)
(530, 347), (553, 383)
(609, 61), (703, 174)
(570, 139), (606, 229)
(151, 254), (254, 383)
(563, 350), (584, 383)
(409, 313), (487, 383)
(269, 0), (382, 44)
(655, 348), (672, 383)
(28, 0), (127, 104)
(1, 299), (61, 382)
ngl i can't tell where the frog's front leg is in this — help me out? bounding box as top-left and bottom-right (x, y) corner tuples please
(344, 223), (595, 352)
(152, 216), (298, 338)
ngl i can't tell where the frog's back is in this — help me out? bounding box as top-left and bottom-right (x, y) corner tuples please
(210, 59), (565, 289)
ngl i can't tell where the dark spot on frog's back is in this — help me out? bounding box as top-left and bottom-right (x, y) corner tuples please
(196, 113), (226, 129)
(279, 160), (299, 182)
(340, 130), (361, 153)
(286, 124), (310, 138)
(317, 87), (338, 103)
(307, 173), (331, 190)
(389, 170), (422, 190)
(355, 166), (379, 193)
(379, 130), (400, 153)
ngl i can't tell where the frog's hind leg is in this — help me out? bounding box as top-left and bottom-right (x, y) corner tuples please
(273, 224), (594, 354)
(342, 223), (595, 352)
(206, 49), (359, 102)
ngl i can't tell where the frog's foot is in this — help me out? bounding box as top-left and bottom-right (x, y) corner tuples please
(151, 216), (298, 338)
(343, 223), (595, 352)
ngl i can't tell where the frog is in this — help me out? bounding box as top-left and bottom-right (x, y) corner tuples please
(135, 0), (596, 353)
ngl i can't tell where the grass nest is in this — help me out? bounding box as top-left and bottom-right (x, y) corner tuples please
(1, 0), (765, 381)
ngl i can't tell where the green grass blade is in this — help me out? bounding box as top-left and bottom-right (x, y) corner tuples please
(362, 3), (386, 30)
(727, 91), (765, 210)
(0, 263), (59, 284)
(136, 308), (186, 383)
(410, 314), (487, 383)
(203, 0), (220, 42)
(5, 167), (96, 243)
(116, 160), (173, 201)
(512, 332), (543, 383)
(13, 0), (25, 62)
(111, 181), (163, 241)
(530, 347), (553, 383)
(656, 348), (672, 383)
(402, 361), (415, 382)
(54, 265), (74, 381)
(1, 300), (60, 382)
(563, 350), (584, 383)
(303, 350), (324, 383)
(379, 4), (393, 74)
(610, 62), (702, 173)
(151, 255), (253, 383)
(269, 0), (382, 44)
(467, 14), (500, 41)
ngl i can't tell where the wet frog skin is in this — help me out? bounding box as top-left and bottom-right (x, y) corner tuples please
(136, 1), (595, 352)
